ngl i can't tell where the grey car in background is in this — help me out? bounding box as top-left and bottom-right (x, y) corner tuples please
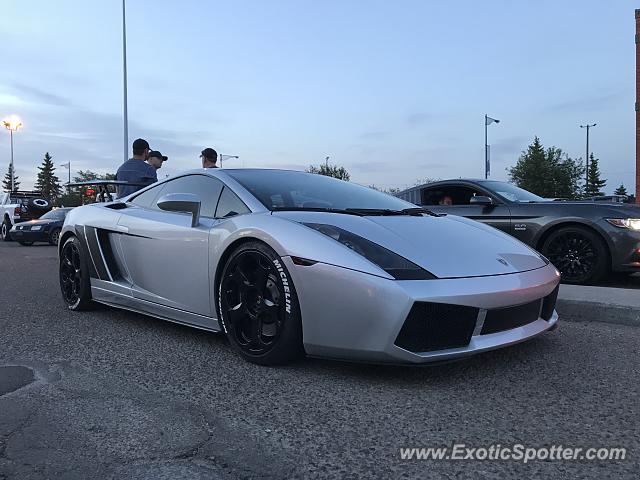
(59, 169), (559, 365)
(397, 179), (640, 284)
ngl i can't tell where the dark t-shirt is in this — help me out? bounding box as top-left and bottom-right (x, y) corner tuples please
(116, 159), (158, 197)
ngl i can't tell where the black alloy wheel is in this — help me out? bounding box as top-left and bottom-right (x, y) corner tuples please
(59, 236), (93, 310)
(542, 226), (608, 284)
(219, 241), (303, 365)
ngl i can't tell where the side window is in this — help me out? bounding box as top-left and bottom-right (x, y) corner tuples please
(423, 186), (482, 206)
(130, 183), (165, 209)
(216, 187), (250, 218)
(153, 175), (224, 218)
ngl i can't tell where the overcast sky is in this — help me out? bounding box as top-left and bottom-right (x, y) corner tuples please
(0, 0), (635, 193)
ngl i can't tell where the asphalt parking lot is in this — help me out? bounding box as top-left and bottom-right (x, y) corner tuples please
(0, 241), (638, 479)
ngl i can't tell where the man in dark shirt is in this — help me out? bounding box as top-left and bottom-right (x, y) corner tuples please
(200, 148), (218, 168)
(116, 138), (158, 197)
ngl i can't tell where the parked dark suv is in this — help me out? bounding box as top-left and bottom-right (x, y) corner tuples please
(396, 179), (640, 284)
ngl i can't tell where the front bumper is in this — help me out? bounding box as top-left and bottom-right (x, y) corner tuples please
(605, 227), (640, 272)
(9, 227), (50, 243)
(285, 257), (560, 364)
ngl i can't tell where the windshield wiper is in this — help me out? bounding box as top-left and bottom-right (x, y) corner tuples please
(270, 206), (442, 217)
(271, 207), (365, 216)
(346, 207), (442, 217)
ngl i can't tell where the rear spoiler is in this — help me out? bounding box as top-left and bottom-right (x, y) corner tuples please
(66, 180), (149, 203)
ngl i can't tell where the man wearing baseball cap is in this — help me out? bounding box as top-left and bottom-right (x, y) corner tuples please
(116, 138), (158, 197)
(147, 150), (168, 171)
(200, 148), (218, 168)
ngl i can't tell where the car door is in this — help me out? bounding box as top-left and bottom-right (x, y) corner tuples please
(421, 184), (512, 234)
(117, 174), (224, 317)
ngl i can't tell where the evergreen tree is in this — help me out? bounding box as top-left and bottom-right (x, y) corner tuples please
(508, 137), (584, 198)
(307, 162), (350, 181)
(584, 154), (606, 197)
(614, 184), (628, 196)
(34, 152), (62, 201)
(2, 164), (20, 192)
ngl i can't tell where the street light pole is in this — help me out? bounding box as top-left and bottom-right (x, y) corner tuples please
(484, 115), (500, 179)
(122, 0), (129, 162)
(9, 129), (14, 192)
(580, 123), (596, 192)
(3, 116), (23, 193)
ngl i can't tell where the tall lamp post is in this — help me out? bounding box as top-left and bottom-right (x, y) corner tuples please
(3, 115), (23, 193)
(485, 115), (500, 179)
(580, 123), (596, 192)
(219, 154), (239, 168)
(122, 0), (129, 162)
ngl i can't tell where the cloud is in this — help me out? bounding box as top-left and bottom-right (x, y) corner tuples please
(405, 112), (433, 126)
(543, 91), (621, 114)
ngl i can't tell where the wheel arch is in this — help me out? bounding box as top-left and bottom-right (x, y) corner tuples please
(535, 220), (613, 268)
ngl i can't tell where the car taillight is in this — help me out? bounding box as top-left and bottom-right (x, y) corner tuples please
(14, 207), (21, 216)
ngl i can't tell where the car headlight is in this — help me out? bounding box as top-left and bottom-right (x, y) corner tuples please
(31, 225), (42, 231)
(303, 223), (436, 280)
(606, 218), (640, 231)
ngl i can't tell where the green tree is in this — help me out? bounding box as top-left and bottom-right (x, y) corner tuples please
(2, 164), (20, 192)
(72, 170), (116, 183)
(508, 137), (584, 198)
(584, 154), (606, 197)
(34, 152), (62, 201)
(614, 184), (628, 196)
(307, 162), (350, 181)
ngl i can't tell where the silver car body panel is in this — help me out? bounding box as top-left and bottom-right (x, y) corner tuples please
(60, 168), (561, 364)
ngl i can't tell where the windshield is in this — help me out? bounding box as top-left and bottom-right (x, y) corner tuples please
(481, 181), (545, 203)
(226, 170), (415, 211)
(40, 209), (69, 220)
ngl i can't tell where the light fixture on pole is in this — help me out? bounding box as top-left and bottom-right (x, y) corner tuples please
(580, 123), (596, 191)
(3, 115), (23, 193)
(219, 154), (239, 168)
(485, 115), (500, 179)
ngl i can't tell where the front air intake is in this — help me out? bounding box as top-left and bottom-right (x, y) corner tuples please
(394, 302), (479, 353)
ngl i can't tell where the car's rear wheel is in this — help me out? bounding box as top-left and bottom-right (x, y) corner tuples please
(19, 241), (34, 246)
(49, 228), (61, 246)
(1, 219), (12, 242)
(542, 226), (608, 284)
(59, 235), (93, 310)
(218, 241), (303, 365)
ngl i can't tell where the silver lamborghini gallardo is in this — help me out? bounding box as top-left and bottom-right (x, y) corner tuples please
(59, 169), (560, 365)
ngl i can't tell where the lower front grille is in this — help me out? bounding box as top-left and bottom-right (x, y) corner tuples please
(541, 285), (559, 321)
(395, 302), (479, 353)
(481, 299), (542, 335)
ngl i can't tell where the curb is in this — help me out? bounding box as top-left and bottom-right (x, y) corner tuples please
(556, 299), (640, 327)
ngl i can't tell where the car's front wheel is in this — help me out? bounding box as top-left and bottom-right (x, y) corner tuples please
(49, 228), (61, 246)
(1, 219), (12, 242)
(218, 241), (304, 365)
(542, 226), (609, 284)
(59, 235), (93, 310)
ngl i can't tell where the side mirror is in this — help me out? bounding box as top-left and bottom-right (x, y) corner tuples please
(157, 193), (201, 227)
(470, 195), (494, 206)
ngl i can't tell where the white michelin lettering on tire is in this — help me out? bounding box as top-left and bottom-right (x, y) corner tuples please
(272, 259), (291, 314)
(218, 281), (227, 333)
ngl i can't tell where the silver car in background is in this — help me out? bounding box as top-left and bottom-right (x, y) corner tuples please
(59, 169), (560, 365)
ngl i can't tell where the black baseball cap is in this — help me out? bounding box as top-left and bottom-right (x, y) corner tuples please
(132, 138), (150, 151)
(149, 150), (167, 161)
(201, 148), (217, 160)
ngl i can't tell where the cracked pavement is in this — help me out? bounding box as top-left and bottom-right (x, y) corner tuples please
(0, 241), (639, 479)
